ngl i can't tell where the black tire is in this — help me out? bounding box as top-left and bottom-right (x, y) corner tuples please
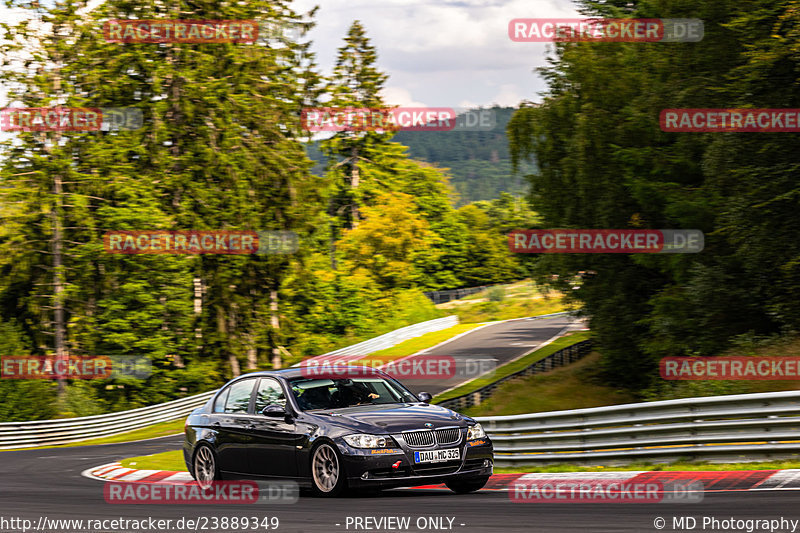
(445, 477), (489, 494)
(192, 443), (222, 488)
(310, 441), (348, 497)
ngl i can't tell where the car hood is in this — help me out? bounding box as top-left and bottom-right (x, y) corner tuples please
(311, 402), (468, 434)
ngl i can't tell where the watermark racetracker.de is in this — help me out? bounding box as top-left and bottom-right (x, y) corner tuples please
(299, 357), (497, 381)
(104, 20), (258, 43)
(661, 357), (800, 380)
(508, 229), (704, 254)
(104, 480), (298, 505)
(508, 18), (704, 42)
(661, 109), (800, 132)
(0, 355), (151, 379)
(301, 107), (496, 132)
(510, 477), (704, 503)
(103, 230), (299, 255)
(104, 19), (302, 44)
(0, 107), (143, 132)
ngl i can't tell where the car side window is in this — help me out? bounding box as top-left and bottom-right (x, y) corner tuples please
(255, 378), (286, 413)
(213, 387), (229, 413)
(224, 379), (255, 414)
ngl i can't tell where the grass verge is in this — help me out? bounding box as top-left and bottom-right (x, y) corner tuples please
(439, 280), (568, 323)
(460, 350), (635, 416)
(434, 330), (591, 404)
(122, 449), (186, 471)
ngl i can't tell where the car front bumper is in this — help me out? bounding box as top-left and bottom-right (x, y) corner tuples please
(337, 437), (494, 489)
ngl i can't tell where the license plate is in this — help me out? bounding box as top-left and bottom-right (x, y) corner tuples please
(414, 448), (460, 463)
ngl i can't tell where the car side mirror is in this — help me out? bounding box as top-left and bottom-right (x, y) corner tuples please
(261, 404), (287, 417)
(418, 392), (432, 404)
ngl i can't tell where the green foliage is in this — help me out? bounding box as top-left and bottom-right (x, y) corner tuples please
(339, 192), (440, 289)
(0, 320), (58, 421)
(487, 286), (505, 302)
(0, 4), (537, 422)
(508, 0), (800, 390)
(0, 0), (324, 417)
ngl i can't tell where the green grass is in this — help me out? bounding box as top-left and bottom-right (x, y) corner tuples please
(460, 350), (635, 417)
(352, 323), (485, 363)
(122, 449), (187, 471)
(495, 460), (800, 473)
(0, 418), (185, 452)
(439, 280), (568, 323)
(452, 298), (566, 323)
(434, 330), (592, 403)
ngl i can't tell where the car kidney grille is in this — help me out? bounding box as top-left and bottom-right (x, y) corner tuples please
(435, 428), (460, 445)
(403, 430), (435, 447)
(402, 428), (461, 447)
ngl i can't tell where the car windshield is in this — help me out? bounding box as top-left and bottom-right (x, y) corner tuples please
(288, 376), (418, 411)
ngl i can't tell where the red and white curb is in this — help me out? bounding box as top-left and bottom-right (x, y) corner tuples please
(82, 463), (800, 492)
(83, 462), (194, 484)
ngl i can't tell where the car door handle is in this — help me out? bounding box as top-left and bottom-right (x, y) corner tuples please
(211, 422), (220, 428)
(246, 424), (256, 430)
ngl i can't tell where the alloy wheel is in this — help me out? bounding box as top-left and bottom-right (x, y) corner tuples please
(194, 446), (216, 489)
(312, 443), (340, 493)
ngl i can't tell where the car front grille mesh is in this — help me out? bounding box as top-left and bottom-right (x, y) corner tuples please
(401, 427), (462, 448)
(403, 430), (435, 447)
(435, 428), (460, 445)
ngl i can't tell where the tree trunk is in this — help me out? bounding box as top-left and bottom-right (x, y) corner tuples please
(350, 145), (360, 228)
(270, 287), (281, 369)
(219, 307), (239, 377)
(246, 335), (257, 370)
(228, 352), (241, 377)
(45, 63), (67, 400)
(52, 169), (67, 399)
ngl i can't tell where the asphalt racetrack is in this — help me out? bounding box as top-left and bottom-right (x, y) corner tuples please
(3, 317), (799, 533)
(3, 440), (800, 533)
(402, 314), (585, 396)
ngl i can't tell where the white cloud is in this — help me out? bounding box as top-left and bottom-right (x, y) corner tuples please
(291, 0), (578, 107)
(380, 87), (427, 107)
(490, 83), (523, 107)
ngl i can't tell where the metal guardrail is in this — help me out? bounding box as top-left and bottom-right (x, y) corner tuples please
(298, 315), (459, 363)
(424, 286), (491, 305)
(5, 361), (800, 467)
(477, 390), (800, 467)
(436, 339), (593, 411)
(522, 311), (571, 320)
(0, 316), (459, 449)
(0, 391), (215, 449)
(8, 306), (799, 467)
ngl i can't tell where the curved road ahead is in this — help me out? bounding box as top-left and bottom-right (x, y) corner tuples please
(403, 314), (585, 396)
(2, 316), (797, 533)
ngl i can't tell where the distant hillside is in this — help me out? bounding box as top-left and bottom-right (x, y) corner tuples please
(304, 106), (536, 206)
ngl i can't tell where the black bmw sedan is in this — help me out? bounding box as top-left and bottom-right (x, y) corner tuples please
(183, 367), (493, 496)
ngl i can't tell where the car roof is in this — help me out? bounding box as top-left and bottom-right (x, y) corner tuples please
(232, 366), (390, 381)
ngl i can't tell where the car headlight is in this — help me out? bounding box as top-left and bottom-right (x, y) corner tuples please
(343, 434), (392, 448)
(467, 423), (486, 440)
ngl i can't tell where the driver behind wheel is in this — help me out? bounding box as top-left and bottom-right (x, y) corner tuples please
(333, 381), (379, 406)
(297, 386), (332, 410)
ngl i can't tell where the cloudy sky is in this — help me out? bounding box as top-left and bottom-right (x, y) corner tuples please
(0, 0), (581, 109)
(291, 0), (580, 108)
